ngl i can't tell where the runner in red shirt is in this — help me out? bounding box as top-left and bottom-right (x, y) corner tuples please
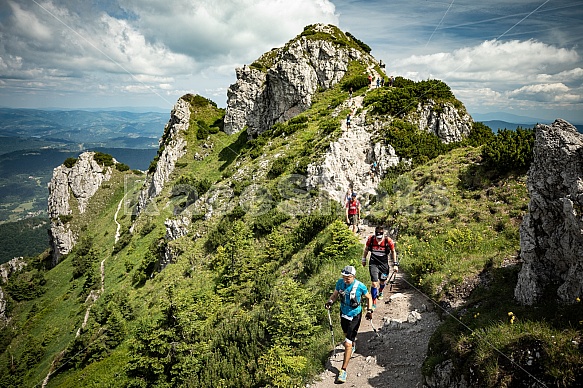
(345, 192), (360, 234)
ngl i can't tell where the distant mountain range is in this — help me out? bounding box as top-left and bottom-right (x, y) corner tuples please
(472, 112), (583, 134)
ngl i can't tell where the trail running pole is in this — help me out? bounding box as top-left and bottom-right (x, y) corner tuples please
(327, 308), (336, 358)
(370, 318), (380, 337)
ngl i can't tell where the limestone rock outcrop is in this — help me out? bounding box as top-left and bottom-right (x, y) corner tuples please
(306, 106), (399, 203)
(224, 24), (373, 137)
(47, 152), (114, 266)
(415, 100), (473, 143)
(136, 98), (190, 214)
(515, 119), (583, 305)
(0, 257), (28, 325)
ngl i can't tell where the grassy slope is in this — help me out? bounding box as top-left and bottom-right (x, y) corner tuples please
(367, 147), (583, 386)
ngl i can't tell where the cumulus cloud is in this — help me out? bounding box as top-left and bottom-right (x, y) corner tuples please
(392, 39), (582, 118)
(0, 0), (337, 107)
(120, 0), (338, 66)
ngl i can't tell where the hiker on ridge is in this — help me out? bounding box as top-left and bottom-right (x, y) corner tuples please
(325, 265), (373, 383)
(345, 192), (360, 234)
(362, 225), (398, 309)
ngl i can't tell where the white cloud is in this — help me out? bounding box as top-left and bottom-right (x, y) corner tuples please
(119, 0), (338, 66)
(390, 39), (582, 120)
(0, 0), (338, 108)
(507, 83), (581, 103)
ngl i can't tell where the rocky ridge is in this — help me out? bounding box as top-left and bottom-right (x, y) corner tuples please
(306, 93), (400, 203)
(224, 24), (374, 137)
(136, 98), (191, 215)
(515, 118), (583, 305)
(0, 257), (27, 324)
(47, 151), (114, 265)
(415, 100), (473, 143)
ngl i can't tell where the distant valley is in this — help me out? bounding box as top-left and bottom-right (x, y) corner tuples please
(0, 108), (164, 262)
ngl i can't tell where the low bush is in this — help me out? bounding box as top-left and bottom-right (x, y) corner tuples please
(482, 127), (534, 173)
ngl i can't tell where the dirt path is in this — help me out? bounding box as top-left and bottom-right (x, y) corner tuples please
(310, 224), (442, 387)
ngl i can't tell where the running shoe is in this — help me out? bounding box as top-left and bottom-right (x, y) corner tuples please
(378, 292), (384, 300)
(337, 369), (347, 383)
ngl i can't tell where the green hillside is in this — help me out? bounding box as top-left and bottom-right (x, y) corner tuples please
(1, 41), (582, 388)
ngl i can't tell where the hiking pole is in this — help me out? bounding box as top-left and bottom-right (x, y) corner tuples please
(370, 318), (380, 337)
(326, 308), (336, 359)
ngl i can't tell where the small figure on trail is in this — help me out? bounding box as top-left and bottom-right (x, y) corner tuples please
(380, 77), (385, 87)
(325, 265), (373, 383)
(344, 187), (352, 206)
(346, 113), (351, 129)
(362, 226), (398, 309)
(349, 86), (353, 99)
(369, 161), (379, 178)
(368, 74), (373, 86)
(345, 192), (360, 234)
(389, 75), (394, 87)
(376, 77), (380, 88)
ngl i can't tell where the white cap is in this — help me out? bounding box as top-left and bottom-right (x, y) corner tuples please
(341, 265), (356, 276)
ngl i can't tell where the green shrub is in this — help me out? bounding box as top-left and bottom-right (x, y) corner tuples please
(148, 156), (159, 173)
(253, 208), (290, 235)
(364, 87), (417, 117)
(345, 32), (371, 53)
(267, 156), (291, 179)
(112, 230), (132, 254)
(379, 119), (456, 167)
(58, 214), (73, 224)
(132, 240), (163, 286)
(196, 119), (210, 139)
(115, 163), (130, 172)
(482, 127), (534, 173)
(93, 152), (115, 166)
(182, 93), (217, 108)
(466, 122), (495, 147)
(341, 74), (370, 92)
(319, 117), (340, 135)
(139, 220), (156, 237)
(72, 236), (98, 278)
(64, 157), (77, 168)
(293, 211), (338, 246)
(4, 269), (46, 301)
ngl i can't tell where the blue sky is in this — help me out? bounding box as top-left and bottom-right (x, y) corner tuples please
(1, 0), (582, 123)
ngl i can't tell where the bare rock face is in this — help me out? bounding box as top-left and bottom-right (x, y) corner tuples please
(224, 24), (370, 137)
(515, 119), (583, 305)
(0, 257), (27, 325)
(415, 100), (473, 143)
(47, 152), (113, 266)
(136, 98), (190, 214)
(306, 111), (399, 203)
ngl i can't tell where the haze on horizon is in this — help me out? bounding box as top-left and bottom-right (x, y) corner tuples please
(0, 0), (582, 123)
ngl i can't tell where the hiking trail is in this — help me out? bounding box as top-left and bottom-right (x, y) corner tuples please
(309, 69), (442, 386)
(310, 223), (441, 387)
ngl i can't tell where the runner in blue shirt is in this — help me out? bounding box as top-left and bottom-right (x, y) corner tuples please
(325, 265), (374, 383)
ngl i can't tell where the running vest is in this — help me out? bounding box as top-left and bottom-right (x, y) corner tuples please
(347, 199), (359, 215)
(367, 236), (394, 264)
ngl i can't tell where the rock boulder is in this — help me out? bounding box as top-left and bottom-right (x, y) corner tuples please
(515, 119), (583, 305)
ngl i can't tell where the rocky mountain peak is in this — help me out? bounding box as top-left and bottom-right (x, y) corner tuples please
(515, 119), (583, 305)
(224, 23), (375, 137)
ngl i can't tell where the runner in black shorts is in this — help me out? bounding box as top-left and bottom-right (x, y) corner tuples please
(362, 226), (398, 309)
(325, 265), (374, 383)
